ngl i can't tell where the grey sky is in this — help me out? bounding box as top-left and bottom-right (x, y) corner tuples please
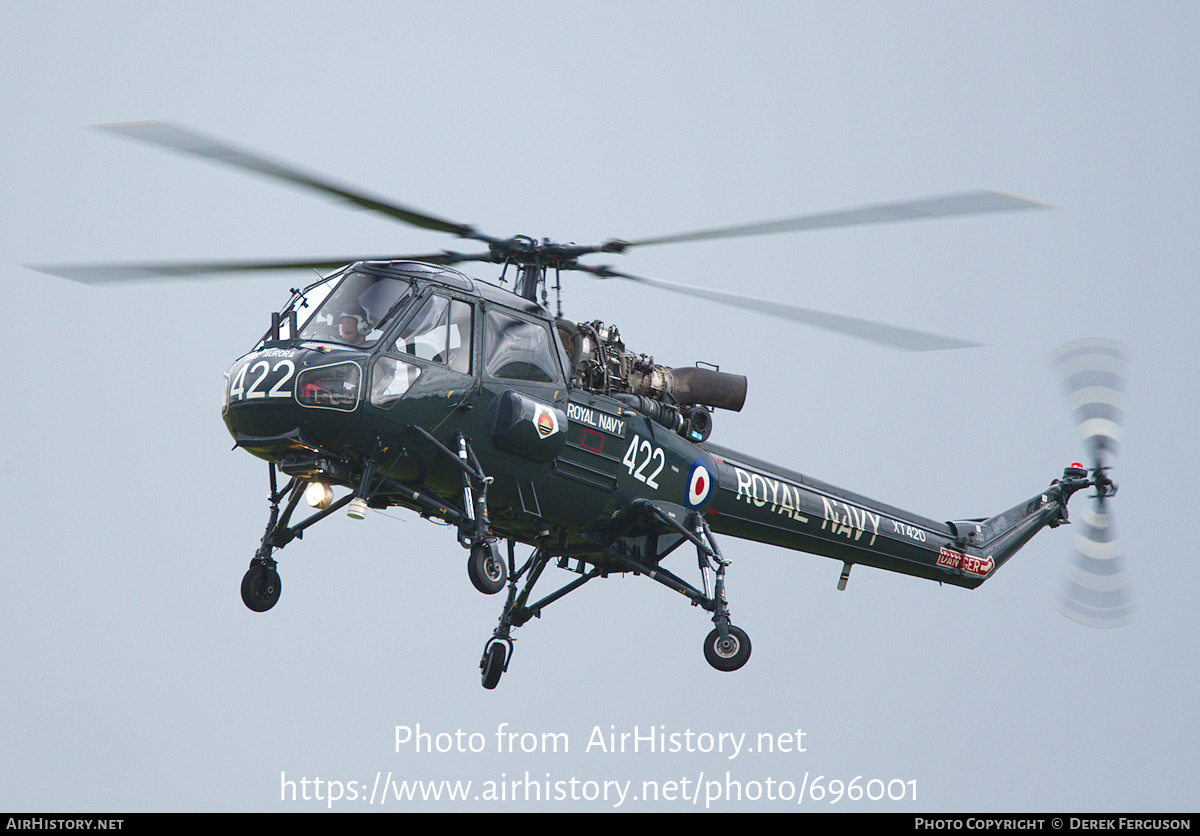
(2, 1), (1196, 812)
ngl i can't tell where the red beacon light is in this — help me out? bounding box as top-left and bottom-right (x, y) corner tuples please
(1062, 461), (1089, 479)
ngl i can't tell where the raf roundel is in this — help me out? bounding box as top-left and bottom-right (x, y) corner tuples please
(687, 460), (713, 508)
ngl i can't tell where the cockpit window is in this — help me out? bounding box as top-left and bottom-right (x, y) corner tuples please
(297, 271), (414, 348)
(390, 294), (472, 373)
(484, 309), (561, 383)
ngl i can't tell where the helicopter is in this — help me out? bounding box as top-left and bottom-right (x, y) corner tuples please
(36, 122), (1129, 689)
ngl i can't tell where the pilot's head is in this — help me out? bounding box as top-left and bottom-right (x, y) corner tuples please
(338, 305), (370, 344)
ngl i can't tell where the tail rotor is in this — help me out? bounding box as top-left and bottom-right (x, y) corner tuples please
(1051, 338), (1132, 627)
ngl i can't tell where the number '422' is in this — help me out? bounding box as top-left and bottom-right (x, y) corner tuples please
(229, 359), (295, 401)
(622, 434), (664, 490)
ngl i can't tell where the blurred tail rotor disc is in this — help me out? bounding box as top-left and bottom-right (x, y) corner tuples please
(1051, 338), (1132, 628)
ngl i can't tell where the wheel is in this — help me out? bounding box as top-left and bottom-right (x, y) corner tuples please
(467, 542), (506, 594)
(481, 642), (506, 689)
(704, 625), (751, 672)
(241, 562), (281, 612)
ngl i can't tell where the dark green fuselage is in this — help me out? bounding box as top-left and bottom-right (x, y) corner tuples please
(223, 261), (1069, 592)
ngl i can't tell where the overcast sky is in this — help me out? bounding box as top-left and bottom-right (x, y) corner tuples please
(2, 1), (1196, 812)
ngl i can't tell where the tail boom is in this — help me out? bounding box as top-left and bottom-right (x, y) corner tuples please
(701, 443), (1080, 590)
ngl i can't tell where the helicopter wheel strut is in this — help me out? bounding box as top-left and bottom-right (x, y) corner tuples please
(467, 541), (507, 594)
(241, 558), (282, 612)
(703, 625), (751, 672)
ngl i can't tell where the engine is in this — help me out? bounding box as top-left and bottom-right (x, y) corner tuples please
(556, 318), (747, 443)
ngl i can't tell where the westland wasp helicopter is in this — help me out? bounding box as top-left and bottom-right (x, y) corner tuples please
(38, 122), (1130, 689)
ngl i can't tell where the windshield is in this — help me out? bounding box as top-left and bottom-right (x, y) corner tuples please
(297, 271), (414, 348)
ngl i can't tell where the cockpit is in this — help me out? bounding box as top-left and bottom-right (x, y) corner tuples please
(257, 261), (569, 412)
(296, 269), (415, 348)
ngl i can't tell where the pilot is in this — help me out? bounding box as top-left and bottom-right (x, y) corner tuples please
(336, 305), (371, 345)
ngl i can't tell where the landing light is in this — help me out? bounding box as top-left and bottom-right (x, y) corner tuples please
(304, 481), (333, 510)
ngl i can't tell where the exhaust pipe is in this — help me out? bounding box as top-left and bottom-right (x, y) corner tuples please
(667, 367), (747, 412)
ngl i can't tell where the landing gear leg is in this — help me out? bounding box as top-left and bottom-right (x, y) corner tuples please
(478, 547), (536, 690)
(690, 511), (751, 672)
(239, 459), (356, 613)
(242, 464), (301, 613)
(703, 539), (751, 672)
(598, 502), (754, 673)
(478, 546), (596, 689)
(402, 427), (506, 596)
(451, 432), (502, 594)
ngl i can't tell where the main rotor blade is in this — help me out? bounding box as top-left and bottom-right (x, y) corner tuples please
(616, 190), (1051, 249)
(584, 266), (979, 351)
(93, 121), (480, 238)
(1052, 338), (1126, 461)
(1058, 506), (1133, 628)
(30, 251), (494, 284)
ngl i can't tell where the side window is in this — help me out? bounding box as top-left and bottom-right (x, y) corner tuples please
(484, 310), (561, 383)
(391, 295), (472, 373)
(370, 357), (422, 408)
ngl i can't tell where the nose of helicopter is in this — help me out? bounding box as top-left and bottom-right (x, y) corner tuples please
(222, 347), (366, 455)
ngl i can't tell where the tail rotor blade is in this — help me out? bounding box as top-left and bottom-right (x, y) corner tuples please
(1052, 338), (1126, 461)
(1058, 505), (1133, 627)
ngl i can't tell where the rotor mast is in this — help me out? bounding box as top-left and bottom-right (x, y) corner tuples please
(494, 237), (623, 306)
(514, 259), (543, 303)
